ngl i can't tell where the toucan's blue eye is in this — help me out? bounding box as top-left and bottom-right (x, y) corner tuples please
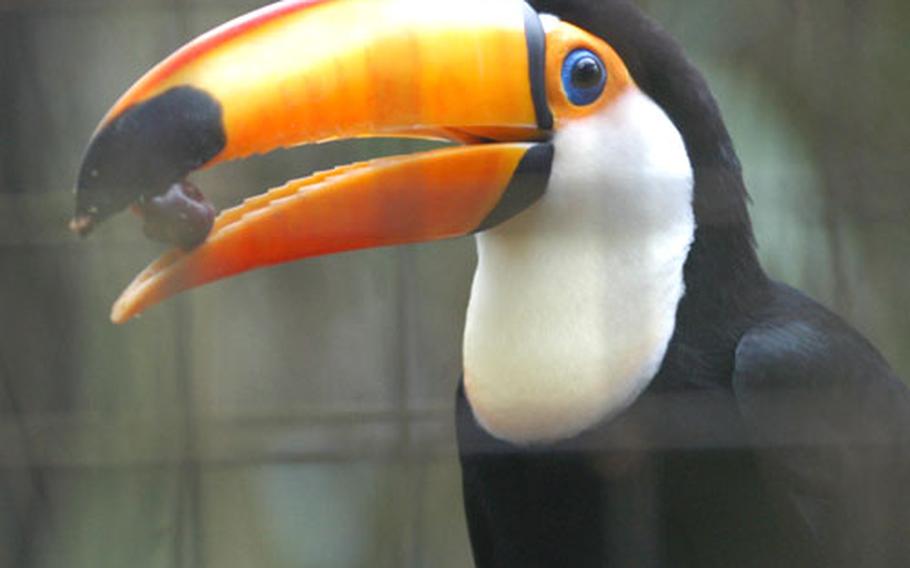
(561, 49), (607, 106)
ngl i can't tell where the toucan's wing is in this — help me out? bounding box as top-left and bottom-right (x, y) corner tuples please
(732, 284), (910, 566)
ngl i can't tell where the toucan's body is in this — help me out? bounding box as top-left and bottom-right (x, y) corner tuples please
(458, 280), (910, 567)
(72, 0), (910, 566)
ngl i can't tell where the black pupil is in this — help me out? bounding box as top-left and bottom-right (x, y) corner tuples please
(571, 57), (602, 89)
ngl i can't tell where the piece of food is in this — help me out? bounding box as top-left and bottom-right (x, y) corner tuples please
(135, 180), (215, 250)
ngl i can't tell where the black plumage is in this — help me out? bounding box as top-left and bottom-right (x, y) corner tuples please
(456, 1), (910, 566)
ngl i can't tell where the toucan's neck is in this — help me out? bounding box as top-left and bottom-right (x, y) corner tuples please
(462, 88), (695, 444)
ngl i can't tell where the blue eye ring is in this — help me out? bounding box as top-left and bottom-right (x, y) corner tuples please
(561, 49), (607, 106)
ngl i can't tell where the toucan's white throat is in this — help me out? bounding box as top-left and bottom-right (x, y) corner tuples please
(463, 88), (695, 445)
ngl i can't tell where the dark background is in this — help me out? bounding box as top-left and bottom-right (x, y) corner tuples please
(1, 0), (908, 566)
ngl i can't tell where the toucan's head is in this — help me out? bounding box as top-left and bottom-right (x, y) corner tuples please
(74, 0), (753, 443)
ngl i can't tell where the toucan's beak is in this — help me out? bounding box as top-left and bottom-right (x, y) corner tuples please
(73, 0), (556, 323)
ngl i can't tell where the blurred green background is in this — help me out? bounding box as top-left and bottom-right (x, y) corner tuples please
(0, 0), (908, 566)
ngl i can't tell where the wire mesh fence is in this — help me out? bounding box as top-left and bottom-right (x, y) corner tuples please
(1, 0), (908, 566)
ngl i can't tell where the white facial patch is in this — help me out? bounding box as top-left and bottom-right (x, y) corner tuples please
(463, 88), (695, 445)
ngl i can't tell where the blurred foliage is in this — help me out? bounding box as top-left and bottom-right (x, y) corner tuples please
(0, 0), (908, 566)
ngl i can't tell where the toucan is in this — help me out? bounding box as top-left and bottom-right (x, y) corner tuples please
(72, 0), (910, 566)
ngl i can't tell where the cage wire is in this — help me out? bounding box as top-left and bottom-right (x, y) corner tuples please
(1, 0), (909, 566)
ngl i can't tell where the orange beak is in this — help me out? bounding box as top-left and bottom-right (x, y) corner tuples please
(73, 0), (556, 323)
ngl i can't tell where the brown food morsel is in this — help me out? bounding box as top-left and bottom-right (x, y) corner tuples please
(138, 180), (216, 250)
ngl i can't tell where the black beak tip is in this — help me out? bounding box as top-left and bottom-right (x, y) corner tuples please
(72, 85), (227, 232)
(69, 213), (96, 237)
